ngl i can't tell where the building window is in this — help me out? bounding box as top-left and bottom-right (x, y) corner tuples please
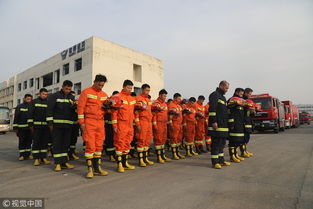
(23, 80), (27, 90)
(134, 87), (141, 96)
(42, 72), (53, 87)
(133, 64), (142, 82)
(74, 82), (82, 95)
(74, 58), (82, 71)
(54, 69), (60, 84)
(63, 63), (70, 75)
(18, 83), (22, 92)
(36, 78), (40, 89)
(29, 78), (34, 88)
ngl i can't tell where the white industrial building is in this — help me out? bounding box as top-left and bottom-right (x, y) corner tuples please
(296, 104), (313, 116)
(0, 36), (164, 109)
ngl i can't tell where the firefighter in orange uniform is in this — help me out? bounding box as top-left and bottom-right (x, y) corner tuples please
(168, 93), (185, 160)
(204, 102), (212, 151)
(135, 84), (154, 167)
(78, 74), (109, 179)
(194, 95), (207, 154)
(183, 97), (198, 157)
(111, 80), (136, 173)
(152, 89), (171, 163)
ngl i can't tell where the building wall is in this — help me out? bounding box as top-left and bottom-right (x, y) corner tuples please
(92, 37), (164, 99)
(14, 38), (93, 105)
(0, 76), (16, 109)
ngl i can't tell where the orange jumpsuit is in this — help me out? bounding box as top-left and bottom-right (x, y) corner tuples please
(204, 103), (212, 145)
(183, 103), (197, 145)
(135, 94), (153, 152)
(112, 90), (136, 155)
(195, 102), (206, 146)
(168, 101), (183, 148)
(78, 86), (108, 159)
(152, 98), (168, 150)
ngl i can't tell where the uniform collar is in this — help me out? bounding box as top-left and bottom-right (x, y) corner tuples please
(216, 87), (225, 95)
(121, 90), (131, 96)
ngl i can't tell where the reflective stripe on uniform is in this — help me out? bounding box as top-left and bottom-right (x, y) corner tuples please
(228, 119), (234, 122)
(218, 99), (226, 105)
(218, 153), (224, 157)
(211, 155), (219, 159)
(20, 108), (28, 111)
(53, 153), (68, 158)
(78, 115), (84, 118)
(208, 127), (229, 132)
(229, 133), (244, 137)
(111, 120), (117, 124)
(35, 103), (47, 107)
(46, 117), (53, 121)
(209, 112), (216, 116)
(106, 147), (116, 151)
(27, 119), (34, 123)
(56, 99), (73, 103)
(19, 149), (31, 153)
(130, 101), (136, 105)
(87, 94), (97, 99)
(40, 150), (47, 152)
(53, 119), (74, 124)
(17, 124), (28, 128)
(34, 121), (47, 125)
(85, 153), (94, 158)
(245, 125), (252, 128)
(100, 97), (107, 101)
(32, 150), (40, 153)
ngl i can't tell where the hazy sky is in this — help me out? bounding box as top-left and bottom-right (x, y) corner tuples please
(0, 0), (312, 103)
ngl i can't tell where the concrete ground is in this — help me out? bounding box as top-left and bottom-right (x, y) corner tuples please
(0, 124), (312, 209)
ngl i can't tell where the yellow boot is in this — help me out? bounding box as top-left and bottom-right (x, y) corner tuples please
(235, 148), (244, 161)
(94, 158), (108, 176)
(229, 147), (241, 163)
(54, 164), (62, 172)
(161, 149), (171, 162)
(33, 159), (40, 166)
(144, 151), (154, 165)
(222, 161), (231, 166)
(245, 145), (254, 157)
(176, 148), (185, 159)
(62, 162), (74, 169)
(122, 155), (135, 170)
(109, 155), (116, 162)
(172, 147), (180, 160)
(214, 163), (222, 169)
(190, 145), (199, 156)
(71, 153), (80, 160)
(138, 152), (147, 167)
(156, 150), (165, 163)
(42, 158), (51, 165)
(186, 145), (193, 157)
(19, 156), (25, 161)
(116, 155), (125, 173)
(86, 159), (94, 179)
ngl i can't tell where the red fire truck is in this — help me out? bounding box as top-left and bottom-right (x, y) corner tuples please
(250, 93), (285, 133)
(282, 101), (299, 128)
(300, 112), (311, 125)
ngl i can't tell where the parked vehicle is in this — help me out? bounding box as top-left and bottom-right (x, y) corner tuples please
(282, 101), (299, 128)
(0, 106), (10, 134)
(300, 112), (311, 125)
(250, 93), (285, 133)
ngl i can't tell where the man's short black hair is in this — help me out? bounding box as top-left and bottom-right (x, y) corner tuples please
(219, 80), (229, 87)
(189, 97), (196, 102)
(173, 93), (181, 99)
(198, 95), (205, 100)
(235, 88), (245, 93)
(94, 74), (107, 82)
(244, 88), (253, 94)
(63, 80), (73, 87)
(131, 92), (137, 97)
(167, 99), (173, 103)
(24, 94), (33, 98)
(123, 80), (134, 87)
(39, 88), (48, 93)
(112, 91), (119, 95)
(141, 84), (150, 89)
(159, 89), (168, 95)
